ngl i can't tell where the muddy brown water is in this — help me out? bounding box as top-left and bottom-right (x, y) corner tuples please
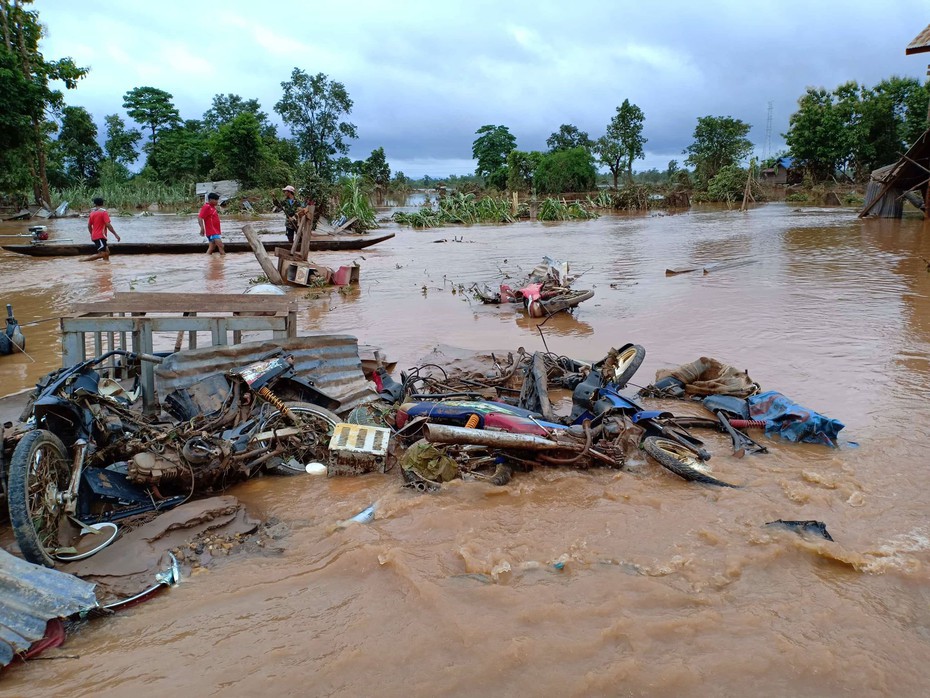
(2, 205), (930, 696)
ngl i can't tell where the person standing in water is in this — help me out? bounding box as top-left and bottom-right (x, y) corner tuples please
(198, 192), (225, 255)
(281, 185), (304, 244)
(83, 196), (120, 261)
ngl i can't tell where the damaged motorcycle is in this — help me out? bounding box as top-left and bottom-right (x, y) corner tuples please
(387, 344), (743, 489)
(8, 350), (341, 567)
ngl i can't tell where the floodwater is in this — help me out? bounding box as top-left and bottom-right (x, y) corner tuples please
(3, 204), (930, 696)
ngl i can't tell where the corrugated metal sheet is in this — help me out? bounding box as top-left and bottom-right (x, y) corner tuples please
(155, 334), (378, 416)
(0, 549), (97, 666)
(906, 23), (930, 54)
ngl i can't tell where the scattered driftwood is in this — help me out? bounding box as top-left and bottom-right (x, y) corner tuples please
(665, 266), (700, 276)
(666, 259), (758, 276)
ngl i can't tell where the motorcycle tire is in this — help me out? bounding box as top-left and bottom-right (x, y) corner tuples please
(258, 402), (340, 475)
(8, 429), (72, 567)
(612, 344), (646, 388)
(641, 435), (738, 488)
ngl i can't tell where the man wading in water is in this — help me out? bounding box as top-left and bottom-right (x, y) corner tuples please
(83, 196), (121, 262)
(281, 185), (304, 244)
(199, 192), (225, 255)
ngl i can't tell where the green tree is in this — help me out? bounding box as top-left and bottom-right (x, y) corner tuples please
(785, 78), (930, 183)
(103, 114), (141, 166)
(210, 112), (268, 187)
(57, 105), (102, 183)
(533, 147), (596, 194)
(362, 147), (390, 186)
(362, 147), (390, 204)
(595, 100), (647, 188)
(0, 43), (36, 195)
(857, 77), (929, 179)
(785, 87), (851, 182)
(506, 150), (542, 192)
(685, 115), (753, 187)
(472, 124), (516, 189)
(122, 86), (181, 176)
(270, 137), (300, 168)
(203, 93), (274, 135)
(389, 170), (412, 200)
(153, 119), (211, 182)
(546, 124), (593, 152)
(0, 0), (86, 202)
(667, 159), (679, 180)
(705, 164), (748, 202)
(274, 69), (357, 180)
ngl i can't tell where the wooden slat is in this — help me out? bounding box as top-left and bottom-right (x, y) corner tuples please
(70, 292), (296, 315)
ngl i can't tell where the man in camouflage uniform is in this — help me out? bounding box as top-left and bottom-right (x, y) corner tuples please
(281, 185), (305, 243)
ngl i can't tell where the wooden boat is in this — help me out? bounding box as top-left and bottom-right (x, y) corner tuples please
(1, 232), (395, 257)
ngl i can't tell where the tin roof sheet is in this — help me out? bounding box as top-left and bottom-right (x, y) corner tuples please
(0, 549), (97, 666)
(906, 23), (930, 54)
(155, 334), (379, 416)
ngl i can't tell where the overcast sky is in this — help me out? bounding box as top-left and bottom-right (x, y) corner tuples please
(38, 0), (930, 177)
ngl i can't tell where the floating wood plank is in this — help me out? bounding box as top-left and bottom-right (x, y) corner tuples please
(2, 208), (31, 221)
(703, 260), (757, 274)
(665, 266), (700, 276)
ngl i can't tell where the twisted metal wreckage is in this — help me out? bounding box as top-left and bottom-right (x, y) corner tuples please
(0, 334), (846, 668)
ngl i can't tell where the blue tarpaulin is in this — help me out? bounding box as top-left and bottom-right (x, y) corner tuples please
(747, 391), (845, 447)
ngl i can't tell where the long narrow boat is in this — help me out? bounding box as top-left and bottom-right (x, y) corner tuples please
(1, 232), (395, 257)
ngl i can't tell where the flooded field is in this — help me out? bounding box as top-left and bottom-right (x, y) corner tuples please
(2, 204), (930, 696)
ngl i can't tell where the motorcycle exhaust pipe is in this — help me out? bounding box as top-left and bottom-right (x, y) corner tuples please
(422, 423), (563, 451)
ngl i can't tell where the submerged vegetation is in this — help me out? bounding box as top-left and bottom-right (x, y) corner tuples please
(392, 193), (599, 229)
(336, 175), (377, 231)
(56, 181), (194, 210)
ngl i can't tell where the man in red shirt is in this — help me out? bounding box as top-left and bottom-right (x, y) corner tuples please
(83, 196), (121, 261)
(198, 192), (225, 255)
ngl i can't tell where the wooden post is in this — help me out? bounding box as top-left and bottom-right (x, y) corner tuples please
(289, 218), (302, 255)
(242, 223), (284, 285)
(740, 166), (753, 212)
(300, 205), (315, 260)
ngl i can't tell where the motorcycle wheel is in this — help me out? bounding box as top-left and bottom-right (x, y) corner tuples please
(258, 401), (340, 475)
(612, 344), (646, 388)
(641, 435), (737, 488)
(8, 429), (72, 567)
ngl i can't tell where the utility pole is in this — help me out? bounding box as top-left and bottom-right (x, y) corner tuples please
(764, 101), (773, 162)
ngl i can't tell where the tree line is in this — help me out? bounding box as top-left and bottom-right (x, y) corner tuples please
(2, 0), (928, 209)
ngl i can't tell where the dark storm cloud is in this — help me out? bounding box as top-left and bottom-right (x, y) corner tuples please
(39, 0), (930, 176)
